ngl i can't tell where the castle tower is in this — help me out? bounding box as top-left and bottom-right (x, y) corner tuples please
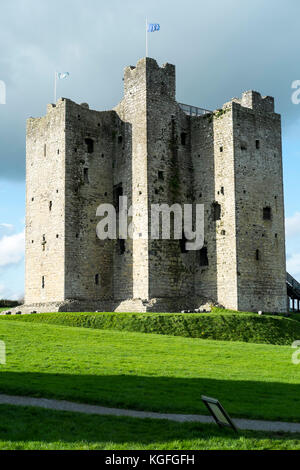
(26, 100), (119, 309)
(191, 92), (286, 312)
(232, 92), (286, 312)
(26, 101), (67, 305)
(25, 58), (287, 313)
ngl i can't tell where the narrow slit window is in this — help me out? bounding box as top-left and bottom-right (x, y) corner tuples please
(42, 276), (45, 289)
(181, 132), (187, 145)
(263, 206), (271, 220)
(158, 170), (164, 181)
(256, 249), (260, 261)
(42, 235), (46, 251)
(118, 135), (123, 144)
(84, 168), (89, 183)
(95, 274), (99, 285)
(85, 138), (94, 154)
(212, 202), (221, 221)
(49, 201), (52, 211)
(256, 140), (260, 149)
(113, 183), (123, 212)
(118, 239), (125, 255)
(220, 146), (223, 153)
(199, 247), (209, 266)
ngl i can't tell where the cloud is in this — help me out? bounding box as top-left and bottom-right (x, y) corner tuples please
(287, 252), (300, 279)
(0, 223), (14, 232)
(1, 0), (300, 180)
(286, 212), (300, 239)
(0, 231), (24, 267)
(0, 282), (24, 301)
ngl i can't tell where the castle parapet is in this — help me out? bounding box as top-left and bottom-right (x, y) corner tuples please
(124, 57), (176, 100)
(240, 90), (274, 113)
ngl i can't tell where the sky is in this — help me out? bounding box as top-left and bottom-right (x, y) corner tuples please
(0, 0), (300, 299)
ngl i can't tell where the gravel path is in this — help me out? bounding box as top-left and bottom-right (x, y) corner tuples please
(0, 393), (300, 433)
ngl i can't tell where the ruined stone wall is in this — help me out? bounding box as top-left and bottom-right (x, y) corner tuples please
(191, 116), (218, 302)
(25, 100), (66, 303)
(115, 58), (149, 300)
(110, 108), (133, 300)
(191, 92), (286, 312)
(232, 93), (286, 312)
(212, 106), (239, 310)
(64, 100), (117, 301)
(191, 107), (238, 310)
(145, 59), (195, 299)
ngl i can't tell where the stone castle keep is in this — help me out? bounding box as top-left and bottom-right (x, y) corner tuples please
(24, 57), (287, 313)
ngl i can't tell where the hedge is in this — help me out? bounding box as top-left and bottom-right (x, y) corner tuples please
(2, 310), (300, 345)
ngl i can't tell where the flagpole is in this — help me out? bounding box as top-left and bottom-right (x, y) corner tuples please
(146, 18), (148, 57)
(54, 71), (57, 103)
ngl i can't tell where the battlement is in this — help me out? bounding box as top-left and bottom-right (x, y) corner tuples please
(241, 90), (274, 112)
(227, 90), (275, 113)
(45, 97), (67, 114)
(124, 57), (176, 100)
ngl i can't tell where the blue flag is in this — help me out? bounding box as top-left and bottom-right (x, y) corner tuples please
(147, 23), (160, 32)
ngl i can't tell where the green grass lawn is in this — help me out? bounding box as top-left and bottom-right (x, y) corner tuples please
(0, 319), (299, 422)
(0, 404), (299, 450)
(290, 313), (300, 322)
(3, 309), (299, 345)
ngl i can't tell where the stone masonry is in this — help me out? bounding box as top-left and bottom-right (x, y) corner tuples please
(22, 57), (287, 313)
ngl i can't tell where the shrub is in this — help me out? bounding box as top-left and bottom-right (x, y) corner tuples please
(0, 299), (20, 308)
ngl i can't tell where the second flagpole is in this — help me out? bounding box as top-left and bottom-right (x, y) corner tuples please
(54, 71), (57, 103)
(146, 18), (148, 57)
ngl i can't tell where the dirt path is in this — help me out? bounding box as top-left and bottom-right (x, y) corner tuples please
(1, 393), (300, 433)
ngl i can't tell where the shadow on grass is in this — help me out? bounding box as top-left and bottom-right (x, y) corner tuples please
(0, 404), (296, 450)
(1, 371), (300, 422)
